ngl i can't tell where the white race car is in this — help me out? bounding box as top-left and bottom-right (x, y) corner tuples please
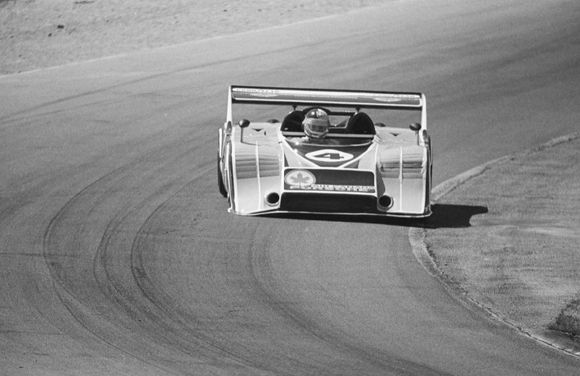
(218, 85), (432, 217)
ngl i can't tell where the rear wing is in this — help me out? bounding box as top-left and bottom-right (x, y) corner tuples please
(226, 85), (427, 128)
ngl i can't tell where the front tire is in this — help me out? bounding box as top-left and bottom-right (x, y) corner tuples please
(217, 153), (227, 197)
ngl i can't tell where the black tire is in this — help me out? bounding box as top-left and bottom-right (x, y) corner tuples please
(217, 154), (227, 197)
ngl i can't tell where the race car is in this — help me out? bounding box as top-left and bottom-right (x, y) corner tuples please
(217, 85), (432, 217)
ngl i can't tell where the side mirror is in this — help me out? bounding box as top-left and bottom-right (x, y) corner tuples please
(238, 119), (250, 128)
(409, 123), (421, 131)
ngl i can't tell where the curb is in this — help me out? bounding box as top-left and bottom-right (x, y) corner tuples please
(409, 132), (580, 360)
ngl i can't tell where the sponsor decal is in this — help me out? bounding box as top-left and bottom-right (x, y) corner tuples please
(374, 97), (402, 103)
(299, 184), (375, 193)
(305, 149), (354, 163)
(234, 87), (279, 98)
(284, 169), (375, 193)
(284, 170), (316, 188)
(372, 93), (421, 104)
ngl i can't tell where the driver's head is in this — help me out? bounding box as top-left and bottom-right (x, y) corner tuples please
(303, 108), (330, 138)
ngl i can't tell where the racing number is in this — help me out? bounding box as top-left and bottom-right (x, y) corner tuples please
(305, 149), (354, 163)
(314, 152), (344, 160)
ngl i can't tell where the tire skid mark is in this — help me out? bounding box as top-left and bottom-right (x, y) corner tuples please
(41, 162), (179, 374)
(42, 164), (221, 375)
(92, 165), (263, 374)
(132, 185), (317, 374)
(128, 198), (279, 375)
(0, 86), (207, 137)
(92, 166), (271, 372)
(129, 198), (343, 375)
(40, 129), (228, 373)
(246, 231), (453, 376)
(128, 180), (450, 375)
(52, 279), (177, 376)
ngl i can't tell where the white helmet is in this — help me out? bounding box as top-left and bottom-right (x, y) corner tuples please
(303, 108), (330, 138)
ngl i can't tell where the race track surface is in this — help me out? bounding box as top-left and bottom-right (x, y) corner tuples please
(1, 0), (580, 375)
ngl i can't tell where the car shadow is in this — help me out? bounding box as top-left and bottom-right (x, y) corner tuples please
(267, 204), (488, 229)
(421, 203), (488, 228)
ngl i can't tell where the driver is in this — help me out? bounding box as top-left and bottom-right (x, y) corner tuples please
(303, 108), (330, 139)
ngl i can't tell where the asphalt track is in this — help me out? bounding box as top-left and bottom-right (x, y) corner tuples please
(1, 0), (580, 375)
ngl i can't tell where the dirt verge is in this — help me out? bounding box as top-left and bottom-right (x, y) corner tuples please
(414, 133), (580, 357)
(0, 0), (388, 74)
